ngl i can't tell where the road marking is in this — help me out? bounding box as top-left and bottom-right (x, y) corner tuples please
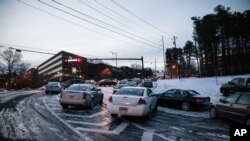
(113, 121), (129, 134)
(66, 120), (111, 126)
(57, 110), (106, 118)
(75, 121), (129, 135)
(0, 108), (5, 115)
(141, 132), (153, 141)
(43, 98), (93, 141)
(133, 123), (175, 141)
(76, 127), (117, 134)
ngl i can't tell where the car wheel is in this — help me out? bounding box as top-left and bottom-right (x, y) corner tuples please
(99, 96), (103, 105)
(45, 91), (48, 94)
(181, 102), (190, 111)
(144, 106), (152, 120)
(62, 104), (68, 109)
(89, 99), (94, 109)
(153, 103), (158, 112)
(209, 107), (218, 119)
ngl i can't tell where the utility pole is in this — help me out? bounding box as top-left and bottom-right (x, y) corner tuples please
(173, 36), (179, 78)
(155, 58), (156, 77)
(173, 36), (177, 48)
(162, 35), (166, 79)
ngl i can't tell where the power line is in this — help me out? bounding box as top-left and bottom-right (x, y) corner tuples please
(51, 0), (160, 47)
(36, 0), (160, 49)
(85, 0), (158, 37)
(110, 0), (174, 37)
(16, 0), (150, 52)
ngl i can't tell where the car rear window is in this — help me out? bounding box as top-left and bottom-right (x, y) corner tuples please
(116, 88), (144, 96)
(67, 84), (88, 91)
(48, 82), (59, 86)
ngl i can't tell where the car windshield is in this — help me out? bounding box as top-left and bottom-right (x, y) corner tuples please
(48, 82), (59, 86)
(67, 84), (88, 91)
(144, 82), (153, 86)
(116, 88), (144, 96)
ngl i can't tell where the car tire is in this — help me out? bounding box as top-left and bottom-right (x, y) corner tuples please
(99, 96), (103, 105)
(181, 102), (190, 111)
(89, 99), (94, 109)
(209, 106), (218, 119)
(144, 106), (152, 120)
(45, 91), (48, 94)
(153, 103), (158, 112)
(111, 114), (117, 117)
(62, 104), (68, 109)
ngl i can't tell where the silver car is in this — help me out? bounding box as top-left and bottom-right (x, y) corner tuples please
(59, 84), (103, 109)
(46, 82), (62, 94)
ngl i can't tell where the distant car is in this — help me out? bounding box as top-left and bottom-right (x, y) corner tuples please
(113, 84), (128, 94)
(119, 79), (128, 84)
(97, 79), (117, 86)
(61, 79), (84, 88)
(157, 89), (210, 111)
(141, 79), (153, 88)
(46, 82), (62, 94)
(132, 78), (142, 85)
(85, 79), (96, 84)
(107, 87), (157, 119)
(209, 92), (250, 126)
(127, 81), (137, 87)
(59, 84), (103, 109)
(220, 77), (250, 96)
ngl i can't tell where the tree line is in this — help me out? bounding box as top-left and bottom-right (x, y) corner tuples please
(166, 5), (250, 77)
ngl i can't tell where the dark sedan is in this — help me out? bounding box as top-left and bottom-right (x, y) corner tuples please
(97, 79), (117, 86)
(157, 89), (210, 111)
(209, 92), (250, 126)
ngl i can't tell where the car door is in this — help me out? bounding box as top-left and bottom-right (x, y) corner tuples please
(147, 89), (157, 110)
(231, 94), (250, 124)
(160, 89), (177, 107)
(92, 86), (102, 104)
(173, 90), (187, 106)
(216, 94), (240, 119)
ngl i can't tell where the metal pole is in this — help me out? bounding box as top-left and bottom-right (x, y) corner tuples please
(162, 35), (166, 78)
(115, 52), (117, 67)
(141, 56), (144, 79)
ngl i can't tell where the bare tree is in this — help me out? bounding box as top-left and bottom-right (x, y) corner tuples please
(0, 49), (30, 89)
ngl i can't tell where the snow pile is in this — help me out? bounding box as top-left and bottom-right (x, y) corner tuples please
(154, 74), (250, 102)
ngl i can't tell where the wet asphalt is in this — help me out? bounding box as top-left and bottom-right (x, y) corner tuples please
(0, 89), (230, 141)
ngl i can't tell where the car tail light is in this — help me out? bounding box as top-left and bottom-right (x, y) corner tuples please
(138, 98), (146, 104)
(108, 96), (113, 103)
(196, 98), (204, 103)
(83, 93), (87, 99)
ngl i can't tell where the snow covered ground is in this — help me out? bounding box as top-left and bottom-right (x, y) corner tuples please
(153, 74), (250, 103)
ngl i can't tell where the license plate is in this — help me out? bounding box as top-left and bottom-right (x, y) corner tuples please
(69, 95), (75, 99)
(119, 107), (128, 112)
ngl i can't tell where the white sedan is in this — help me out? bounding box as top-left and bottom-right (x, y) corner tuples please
(107, 87), (157, 119)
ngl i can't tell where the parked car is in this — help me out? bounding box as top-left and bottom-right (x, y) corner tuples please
(61, 79), (84, 88)
(113, 84), (128, 94)
(97, 79), (117, 86)
(59, 84), (103, 109)
(119, 79), (128, 84)
(46, 82), (62, 94)
(157, 89), (210, 111)
(220, 77), (250, 96)
(209, 92), (250, 125)
(107, 87), (157, 119)
(85, 79), (96, 84)
(141, 79), (153, 88)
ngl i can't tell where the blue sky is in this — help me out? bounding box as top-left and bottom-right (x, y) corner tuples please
(0, 0), (249, 71)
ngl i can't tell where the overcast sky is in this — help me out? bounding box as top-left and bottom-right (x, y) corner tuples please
(0, 0), (249, 71)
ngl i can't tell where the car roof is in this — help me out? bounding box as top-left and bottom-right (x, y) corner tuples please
(121, 86), (146, 90)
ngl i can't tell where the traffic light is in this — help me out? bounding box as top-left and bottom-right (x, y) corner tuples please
(76, 58), (81, 64)
(64, 59), (68, 65)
